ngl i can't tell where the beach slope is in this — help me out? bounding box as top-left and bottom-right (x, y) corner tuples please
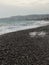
(0, 25), (49, 65)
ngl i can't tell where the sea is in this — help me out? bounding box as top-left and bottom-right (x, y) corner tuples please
(0, 20), (49, 35)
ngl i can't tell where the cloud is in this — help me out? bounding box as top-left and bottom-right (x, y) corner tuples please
(0, 0), (49, 6)
(0, 0), (49, 18)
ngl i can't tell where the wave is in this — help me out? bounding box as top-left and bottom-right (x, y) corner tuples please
(0, 20), (49, 35)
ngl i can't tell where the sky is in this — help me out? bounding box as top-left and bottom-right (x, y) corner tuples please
(0, 0), (49, 18)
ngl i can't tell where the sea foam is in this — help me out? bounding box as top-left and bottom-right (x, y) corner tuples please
(0, 21), (49, 35)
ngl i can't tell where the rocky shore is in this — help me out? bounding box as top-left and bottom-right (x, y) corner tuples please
(0, 25), (49, 65)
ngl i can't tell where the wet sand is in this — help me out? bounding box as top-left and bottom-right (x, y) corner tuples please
(0, 25), (49, 65)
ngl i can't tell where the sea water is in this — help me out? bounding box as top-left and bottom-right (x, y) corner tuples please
(0, 20), (49, 35)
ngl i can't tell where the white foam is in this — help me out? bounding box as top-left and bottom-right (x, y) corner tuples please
(0, 21), (49, 35)
(38, 31), (46, 37)
(29, 32), (37, 37)
(29, 31), (47, 37)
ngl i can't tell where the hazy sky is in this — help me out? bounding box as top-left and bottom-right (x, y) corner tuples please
(0, 0), (49, 18)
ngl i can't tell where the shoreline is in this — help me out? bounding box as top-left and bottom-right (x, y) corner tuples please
(0, 23), (49, 36)
(0, 25), (49, 65)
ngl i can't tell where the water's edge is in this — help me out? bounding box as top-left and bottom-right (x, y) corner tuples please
(0, 20), (49, 35)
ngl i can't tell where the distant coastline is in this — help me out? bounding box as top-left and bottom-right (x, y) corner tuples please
(0, 14), (49, 21)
